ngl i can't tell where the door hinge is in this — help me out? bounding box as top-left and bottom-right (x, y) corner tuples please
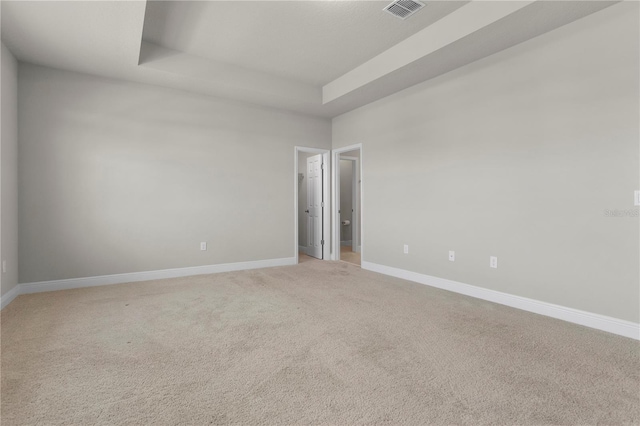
(321, 201), (324, 207)
(321, 163), (325, 170)
(321, 240), (324, 245)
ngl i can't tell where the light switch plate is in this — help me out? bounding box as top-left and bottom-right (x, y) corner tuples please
(448, 251), (455, 261)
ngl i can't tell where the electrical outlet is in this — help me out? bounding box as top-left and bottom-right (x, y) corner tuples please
(403, 244), (409, 254)
(449, 251), (455, 261)
(200, 242), (207, 251)
(490, 256), (498, 268)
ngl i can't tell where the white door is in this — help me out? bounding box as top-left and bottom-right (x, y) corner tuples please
(307, 155), (323, 259)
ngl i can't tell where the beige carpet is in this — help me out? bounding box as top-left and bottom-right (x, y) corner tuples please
(1, 260), (638, 425)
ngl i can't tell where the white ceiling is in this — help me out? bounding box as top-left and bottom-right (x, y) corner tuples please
(1, 1), (144, 76)
(142, 1), (467, 86)
(1, 1), (619, 118)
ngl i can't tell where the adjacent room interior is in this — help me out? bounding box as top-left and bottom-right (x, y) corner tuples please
(1, 1), (638, 424)
(336, 147), (362, 266)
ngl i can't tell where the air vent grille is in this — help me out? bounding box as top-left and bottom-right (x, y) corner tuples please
(384, 0), (425, 20)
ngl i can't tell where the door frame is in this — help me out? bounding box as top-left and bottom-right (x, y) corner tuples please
(339, 156), (359, 254)
(332, 143), (363, 262)
(294, 147), (330, 264)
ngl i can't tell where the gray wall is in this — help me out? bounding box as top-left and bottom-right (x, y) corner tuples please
(332, 3), (639, 323)
(1, 42), (19, 297)
(18, 64), (331, 283)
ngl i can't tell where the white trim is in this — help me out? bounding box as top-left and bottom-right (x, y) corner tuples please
(294, 147), (330, 264)
(332, 144), (363, 263)
(0, 284), (21, 310)
(6, 258), (635, 340)
(5, 257), (295, 302)
(341, 240), (353, 246)
(362, 261), (640, 340)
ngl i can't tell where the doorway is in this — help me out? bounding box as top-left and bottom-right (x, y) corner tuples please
(332, 144), (362, 265)
(295, 147), (330, 264)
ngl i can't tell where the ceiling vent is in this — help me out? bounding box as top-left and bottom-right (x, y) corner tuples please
(384, 0), (426, 20)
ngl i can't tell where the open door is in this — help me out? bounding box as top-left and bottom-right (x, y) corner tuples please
(306, 154), (324, 259)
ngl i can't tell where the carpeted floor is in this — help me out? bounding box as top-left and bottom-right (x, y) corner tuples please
(1, 260), (638, 425)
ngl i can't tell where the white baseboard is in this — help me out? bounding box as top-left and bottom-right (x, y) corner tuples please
(7, 258), (637, 340)
(362, 261), (639, 341)
(2, 257), (296, 308)
(298, 245), (308, 255)
(341, 240), (352, 246)
(0, 284), (21, 310)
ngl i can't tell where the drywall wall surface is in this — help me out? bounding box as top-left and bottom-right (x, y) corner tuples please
(1, 42), (19, 297)
(332, 2), (639, 322)
(18, 64), (331, 283)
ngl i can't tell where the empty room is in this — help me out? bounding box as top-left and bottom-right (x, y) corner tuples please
(1, 1), (638, 424)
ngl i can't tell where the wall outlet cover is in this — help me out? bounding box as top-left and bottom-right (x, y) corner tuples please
(449, 251), (455, 261)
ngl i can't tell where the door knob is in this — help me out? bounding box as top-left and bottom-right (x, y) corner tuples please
(305, 209), (309, 213)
